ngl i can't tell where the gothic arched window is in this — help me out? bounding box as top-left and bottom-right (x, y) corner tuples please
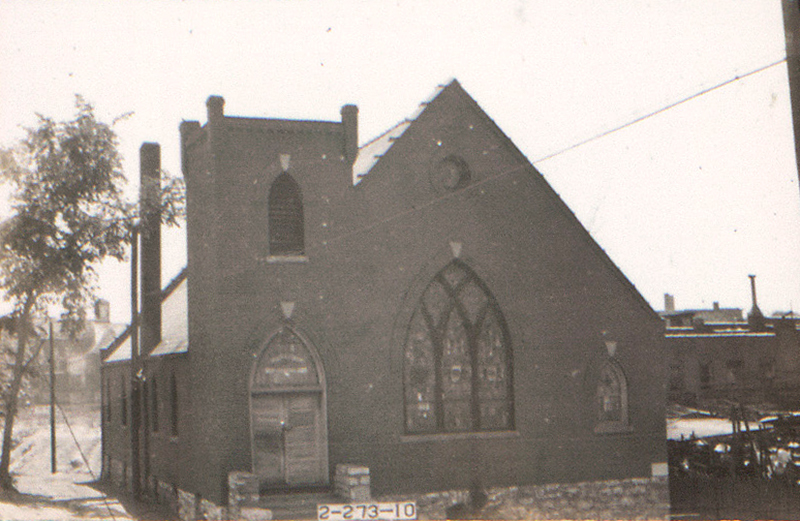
(403, 260), (514, 434)
(252, 328), (321, 390)
(595, 359), (630, 433)
(268, 173), (304, 256)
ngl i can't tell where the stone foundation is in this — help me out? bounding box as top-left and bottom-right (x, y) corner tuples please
(388, 477), (669, 520)
(199, 497), (226, 520)
(177, 488), (197, 521)
(228, 471), (260, 519)
(157, 480), (179, 513)
(335, 464), (370, 502)
(108, 458), (128, 490)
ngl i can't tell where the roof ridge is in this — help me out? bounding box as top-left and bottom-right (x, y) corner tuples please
(353, 79), (456, 182)
(102, 267), (188, 362)
(161, 267), (188, 299)
(359, 118), (413, 150)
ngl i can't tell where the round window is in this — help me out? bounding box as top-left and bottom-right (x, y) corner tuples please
(432, 156), (470, 192)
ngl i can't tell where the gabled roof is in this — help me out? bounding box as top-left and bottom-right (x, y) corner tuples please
(102, 268), (188, 363)
(149, 276), (188, 356)
(353, 78), (661, 321)
(353, 82), (448, 182)
(353, 120), (412, 182)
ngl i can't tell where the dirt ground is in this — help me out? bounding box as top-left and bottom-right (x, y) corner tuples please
(0, 403), (136, 520)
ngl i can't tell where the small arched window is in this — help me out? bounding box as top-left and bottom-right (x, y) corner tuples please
(151, 378), (159, 433)
(170, 372), (179, 437)
(120, 376), (127, 426)
(403, 260), (514, 434)
(103, 376), (111, 423)
(268, 173), (304, 256)
(595, 359), (631, 433)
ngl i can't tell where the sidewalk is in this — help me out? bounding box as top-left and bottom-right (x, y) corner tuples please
(0, 404), (137, 520)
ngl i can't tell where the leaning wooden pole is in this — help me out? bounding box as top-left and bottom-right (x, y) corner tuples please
(49, 320), (56, 474)
(130, 229), (140, 499)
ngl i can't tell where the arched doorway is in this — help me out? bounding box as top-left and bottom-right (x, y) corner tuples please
(250, 327), (328, 487)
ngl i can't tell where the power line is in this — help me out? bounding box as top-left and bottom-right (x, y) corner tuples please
(55, 400), (119, 521)
(315, 56), (787, 250)
(533, 57), (788, 165)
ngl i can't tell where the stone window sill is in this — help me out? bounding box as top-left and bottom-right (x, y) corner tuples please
(594, 422), (634, 435)
(401, 430), (519, 443)
(265, 255), (308, 264)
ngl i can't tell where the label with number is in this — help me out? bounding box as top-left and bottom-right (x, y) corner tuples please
(317, 501), (417, 521)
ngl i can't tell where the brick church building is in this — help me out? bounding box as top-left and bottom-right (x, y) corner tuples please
(101, 80), (668, 508)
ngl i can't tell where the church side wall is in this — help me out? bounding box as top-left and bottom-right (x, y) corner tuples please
(101, 361), (133, 489)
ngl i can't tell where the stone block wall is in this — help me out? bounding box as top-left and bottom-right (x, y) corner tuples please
(177, 489), (197, 521)
(156, 480), (179, 513)
(199, 497), (226, 520)
(228, 471), (260, 519)
(335, 464), (371, 502)
(385, 477), (669, 520)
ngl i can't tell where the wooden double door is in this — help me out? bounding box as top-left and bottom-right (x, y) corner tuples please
(251, 392), (326, 487)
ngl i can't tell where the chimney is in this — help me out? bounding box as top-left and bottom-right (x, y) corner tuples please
(179, 120), (201, 182)
(664, 293), (675, 313)
(206, 95), (225, 123)
(713, 302), (720, 311)
(341, 104), (359, 169)
(747, 274), (766, 331)
(140, 143), (162, 353)
(94, 299), (110, 323)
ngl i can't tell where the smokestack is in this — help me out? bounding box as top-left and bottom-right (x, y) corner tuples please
(140, 143), (162, 353)
(664, 294), (675, 313)
(749, 274), (760, 309)
(341, 104), (359, 170)
(748, 274), (766, 331)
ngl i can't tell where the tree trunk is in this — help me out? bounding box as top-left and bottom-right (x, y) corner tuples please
(0, 305), (31, 490)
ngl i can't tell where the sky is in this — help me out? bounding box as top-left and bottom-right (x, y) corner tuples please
(0, 0), (799, 323)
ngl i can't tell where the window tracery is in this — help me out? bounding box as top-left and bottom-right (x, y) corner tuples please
(595, 359), (630, 433)
(403, 260), (513, 434)
(252, 328), (320, 389)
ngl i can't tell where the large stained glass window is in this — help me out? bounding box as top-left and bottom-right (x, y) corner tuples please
(404, 260), (513, 434)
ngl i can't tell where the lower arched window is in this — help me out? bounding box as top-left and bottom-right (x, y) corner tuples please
(403, 260), (514, 434)
(595, 359), (631, 433)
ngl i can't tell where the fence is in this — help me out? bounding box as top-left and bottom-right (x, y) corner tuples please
(670, 473), (800, 520)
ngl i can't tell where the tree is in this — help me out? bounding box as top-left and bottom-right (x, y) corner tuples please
(0, 96), (184, 490)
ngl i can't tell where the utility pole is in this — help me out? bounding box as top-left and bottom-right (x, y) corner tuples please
(49, 320), (56, 474)
(782, 0), (800, 190)
(130, 229), (140, 499)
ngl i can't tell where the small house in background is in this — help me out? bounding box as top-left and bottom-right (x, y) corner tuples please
(11, 299), (127, 405)
(101, 80), (669, 515)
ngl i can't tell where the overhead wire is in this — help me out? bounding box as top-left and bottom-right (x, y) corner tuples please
(54, 399), (120, 521)
(312, 56), (788, 251)
(533, 57), (788, 164)
(19, 54), (787, 521)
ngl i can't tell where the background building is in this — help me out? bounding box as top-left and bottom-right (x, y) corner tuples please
(663, 291), (800, 407)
